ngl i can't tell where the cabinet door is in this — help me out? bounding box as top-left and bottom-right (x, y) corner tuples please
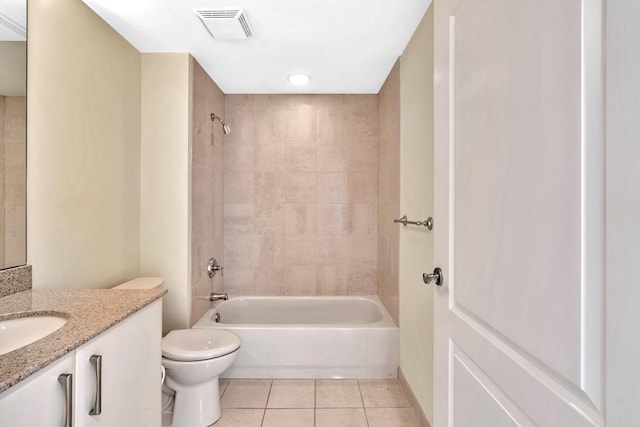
(75, 300), (162, 426)
(0, 352), (75, 427)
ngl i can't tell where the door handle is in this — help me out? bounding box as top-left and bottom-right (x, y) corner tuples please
(89, 355), (102, 415)
(423, 267), (444, 286)
(58, 373), (73, 427)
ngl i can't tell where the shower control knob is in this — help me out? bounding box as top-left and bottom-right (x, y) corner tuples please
(423, 267), (444, 286)
(207, 258), (224, 278)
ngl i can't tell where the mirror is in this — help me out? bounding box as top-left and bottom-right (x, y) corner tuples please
(0, 0), (26, 269)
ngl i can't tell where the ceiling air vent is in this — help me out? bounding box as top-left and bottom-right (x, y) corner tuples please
(194, 8), (253, 40)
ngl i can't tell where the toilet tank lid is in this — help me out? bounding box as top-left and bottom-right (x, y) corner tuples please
(112, 277), (164, 290)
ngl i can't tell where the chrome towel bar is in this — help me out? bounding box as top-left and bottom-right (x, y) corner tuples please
(393, 215), (433, 230)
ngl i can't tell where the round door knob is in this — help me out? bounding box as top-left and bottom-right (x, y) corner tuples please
(423, 267), (444, 286)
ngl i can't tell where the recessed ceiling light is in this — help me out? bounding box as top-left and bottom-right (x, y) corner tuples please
(287, 73), (311, 86)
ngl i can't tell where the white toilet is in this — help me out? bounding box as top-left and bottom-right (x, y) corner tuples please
(112, 277), (241, 427)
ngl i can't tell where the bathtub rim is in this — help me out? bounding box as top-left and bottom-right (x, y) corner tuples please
(192, 295), (397, 329)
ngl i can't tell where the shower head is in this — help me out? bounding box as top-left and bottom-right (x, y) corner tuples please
(210, 113), (231, 135)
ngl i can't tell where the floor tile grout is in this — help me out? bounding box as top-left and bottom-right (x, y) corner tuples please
(357, 379), (371, 427)
(217, 378), (414, 426)
(260, 380), (273, 427)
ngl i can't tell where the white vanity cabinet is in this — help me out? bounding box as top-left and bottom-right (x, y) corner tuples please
(0, 299), (162, 427)
(0, 352), (75, 426)
(75, 300), (162, 426)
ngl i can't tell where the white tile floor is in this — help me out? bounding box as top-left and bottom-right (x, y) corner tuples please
(213, 378), (419, 427)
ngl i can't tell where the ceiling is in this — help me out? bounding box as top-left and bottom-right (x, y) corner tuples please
(0, 0), (26, 41)
(81, 0), (431, 94)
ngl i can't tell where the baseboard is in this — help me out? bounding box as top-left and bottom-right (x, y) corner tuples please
(398, 368), (432, 427)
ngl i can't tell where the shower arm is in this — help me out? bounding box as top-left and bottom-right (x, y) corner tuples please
(210, 113), (231, 134)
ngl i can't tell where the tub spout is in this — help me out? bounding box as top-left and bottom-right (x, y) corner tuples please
(208, 292), (228, 301)
(195, 292), (228, 301)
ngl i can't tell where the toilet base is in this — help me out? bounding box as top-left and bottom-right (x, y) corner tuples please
(169, 377), (220, 427)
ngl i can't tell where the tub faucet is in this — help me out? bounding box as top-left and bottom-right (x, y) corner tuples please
(207, 292), (228, 301)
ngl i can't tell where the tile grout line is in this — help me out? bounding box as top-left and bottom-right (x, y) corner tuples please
(357, 379), (371, 427)
(260, 379), (274, 427)
(313, 379), (317, 427)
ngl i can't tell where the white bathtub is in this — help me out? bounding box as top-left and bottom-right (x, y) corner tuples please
(192, 296), (399, 379)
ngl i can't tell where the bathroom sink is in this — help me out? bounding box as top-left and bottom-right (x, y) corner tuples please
(0, 314), (68, 356)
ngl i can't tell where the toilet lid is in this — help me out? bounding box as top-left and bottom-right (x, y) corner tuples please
(162, 329), (241, 361)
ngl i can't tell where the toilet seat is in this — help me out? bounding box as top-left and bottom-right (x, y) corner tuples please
(162, 329), (241, 362)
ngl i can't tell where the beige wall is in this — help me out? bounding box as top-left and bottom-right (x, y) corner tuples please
(223, 95), (379, 296)
(190, 59), (226, 325)
(377, 62), (401, 325)
(399, 6), (435, 423)
(27, 0), (141, 289)
(140, 53), (192, 333)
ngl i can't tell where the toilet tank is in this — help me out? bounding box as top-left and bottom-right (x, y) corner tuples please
(112, 277), (164, 290)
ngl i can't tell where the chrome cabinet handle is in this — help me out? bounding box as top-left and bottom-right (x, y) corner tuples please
(423, 267), (444, 286)
(58, 373), (73, 427)
(89, 355), (102, 415)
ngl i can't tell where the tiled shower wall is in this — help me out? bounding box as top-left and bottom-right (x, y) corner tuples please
(223, 95), (379, 296)
(377, 62), (401, 325)
(190, 59), (225, 325)
(0, 96), (26, 269)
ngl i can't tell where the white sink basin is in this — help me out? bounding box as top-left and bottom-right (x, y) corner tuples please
(0, 315), (68, 356)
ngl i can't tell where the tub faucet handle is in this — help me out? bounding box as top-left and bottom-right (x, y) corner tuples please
(207, 258), (224, 278)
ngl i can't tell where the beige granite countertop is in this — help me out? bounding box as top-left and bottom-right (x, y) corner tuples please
(0, 288), (167, 393)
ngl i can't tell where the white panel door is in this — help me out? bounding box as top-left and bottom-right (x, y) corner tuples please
(433, 0), (604, 425)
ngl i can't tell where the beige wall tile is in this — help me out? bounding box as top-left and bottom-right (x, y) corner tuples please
(254, 235), (284, 265)
(255, 172), (286, 205)
(286, 145), (317, 172)
(347, 140), (378, 172)
(284, 204), (317, 235)
(283, 265), (317, 295)
(272, 104), (316, 141)
(347, 235), (378, 264)
(254, 203), (285, 236)
(317, 237), (347, 263)
(224, 143), (254, 172)
(317, 144), (347, 171)
(225, 108), (256, 145)
(224, 235), (255, 266)
(317, 173), (347, 203)
(347, 264), (377, 295)
(224, 94), (380, 297)
(190, 59), (225, 325)
(316, 264), (347, 295)
(317, 204), (349, 235)
(348, 204), (377, 235)
(253, 265), (284, 295)
(347, 172), (378, 203)
(254, 143), (286, 172)
(223, 266), (255, 295)
(225, 171), (255, 204)
(377, 60), (401, 324)
(284, 237), (318, 265)
(285, 172), (316, 203)
(224, 204), (255, 236)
